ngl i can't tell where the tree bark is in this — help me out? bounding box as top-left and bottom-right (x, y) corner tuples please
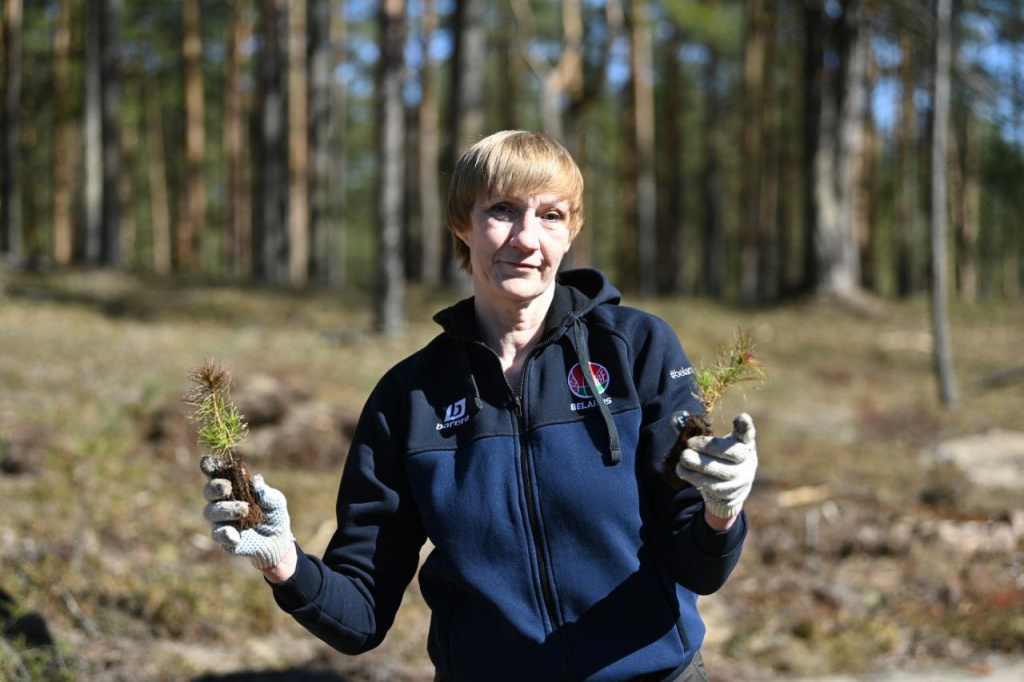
(895, 27), (920, 297)
(309, 0), (332, 284)
(145, 76), (172, 276)
(287, 0), (309, 286)
(225, 0), (251, 277)
(702, 40), (725, 299)
(418, 0), (442, 286)
(377, 0), (406, 335)
(101, 0), (122, 267)
(329, 0), (347, 286)
(929, 0), (956, 408)
(1, 0), (23, 261)
(657, 23), (685, 294)
(631, 0), (656, 295)
(443, 0), (484, 287)
(84, 0), (102, 264)
(257, 0), (287, 283)
(740, 0), (765, 307)
(804, 0), (865, 299)
(179, 0), (206, 271)
(53, 0), (75, 265)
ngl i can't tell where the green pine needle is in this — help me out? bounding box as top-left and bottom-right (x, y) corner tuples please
(694, 329), (766, 417)
(183, 361), (249, 461)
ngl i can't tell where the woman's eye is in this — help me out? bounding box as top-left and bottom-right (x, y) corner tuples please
(490, 203), (513, 216)
(543, 211), (564, 222)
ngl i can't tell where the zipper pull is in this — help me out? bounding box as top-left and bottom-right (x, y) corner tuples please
(512, 396), (523, 417)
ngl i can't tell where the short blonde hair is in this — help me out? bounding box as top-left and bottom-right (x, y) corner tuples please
(446, 130), (584, 273)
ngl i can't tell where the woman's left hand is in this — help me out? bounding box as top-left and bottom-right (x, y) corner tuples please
(674, 413), (757, 521)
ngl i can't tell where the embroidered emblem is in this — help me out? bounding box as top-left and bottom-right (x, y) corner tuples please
(567, 362), (610, 399)
(436, 398), (471, 430)
(670, 365), (694, 380)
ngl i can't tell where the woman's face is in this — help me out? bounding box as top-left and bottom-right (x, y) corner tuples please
(458, 191), (573, 309)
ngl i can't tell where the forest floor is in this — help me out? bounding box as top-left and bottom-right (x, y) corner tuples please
(1, 266), (1022, 681)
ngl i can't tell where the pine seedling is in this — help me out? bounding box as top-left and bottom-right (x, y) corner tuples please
(184, 361), (264, 529)
(662, 329), (766, 489)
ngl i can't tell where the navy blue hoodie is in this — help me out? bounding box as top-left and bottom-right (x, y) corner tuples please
(270, 269), (747, 681)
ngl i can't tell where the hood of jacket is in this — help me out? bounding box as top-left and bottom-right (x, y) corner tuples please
(431, 268), (622, 342)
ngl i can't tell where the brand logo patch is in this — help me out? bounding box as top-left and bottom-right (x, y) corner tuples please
(670, 365), (694, 380)
(437, 398), (471, 430)
(567, 362), (610, 399)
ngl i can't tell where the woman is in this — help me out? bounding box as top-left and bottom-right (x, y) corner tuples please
(202, 130), (758, 681)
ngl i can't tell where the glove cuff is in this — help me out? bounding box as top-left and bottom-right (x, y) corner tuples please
(703, 493), (744, 520)
(247, 533), (294, 570)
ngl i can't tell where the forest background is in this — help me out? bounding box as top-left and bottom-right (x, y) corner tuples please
(1, 0), (1023, 680)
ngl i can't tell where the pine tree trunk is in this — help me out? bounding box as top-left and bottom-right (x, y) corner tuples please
(329, 0), (347, 287)
(631, 0), (656, 295)
(257, 0), (287, 283)
(118, 83), (137, 268)
(1, 0), (23, 262)
(702, 41), (725, 299)
(740, 0), (765, 307)
(758, 2), (780, 303)
(179, 0), (205, 271)
(895, 27), (920, 297)
(929, 0), (956, 408)
(376, 0), (406, 335)
(53, 0), (75, 266)
(225, 0), (251, 277)
(443, 0), (484, 287)
(101, 0), (122, 267)
(418, 0), (442, 286)
(84, 0), (103, 264)
(287, 0), (309, 286)
(145, 77), (172, 276)
(657, 24), (685, 294)
(309, 0), (331, 284)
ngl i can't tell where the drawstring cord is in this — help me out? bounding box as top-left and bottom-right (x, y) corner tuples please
(572, 320), (622, 465)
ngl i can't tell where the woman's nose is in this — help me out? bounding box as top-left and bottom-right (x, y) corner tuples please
(511, 212), (541, 249)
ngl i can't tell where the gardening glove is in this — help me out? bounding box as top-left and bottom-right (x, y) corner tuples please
(673, 413), (757, 519)
(201, 456), (294, 569)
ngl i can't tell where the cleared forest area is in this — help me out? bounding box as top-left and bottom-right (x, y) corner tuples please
(1, 268), (1021, 680)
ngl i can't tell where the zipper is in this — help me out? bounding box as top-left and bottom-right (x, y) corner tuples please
(469, 330), (572, 679)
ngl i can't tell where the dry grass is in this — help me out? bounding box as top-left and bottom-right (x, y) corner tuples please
(1, 268), (1022, 680)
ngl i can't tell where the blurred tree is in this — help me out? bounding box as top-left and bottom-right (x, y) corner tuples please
(177, 0), (204, 270)
(52, 0), (76, 266)
(287, 0), (309, 286)
(225, 0), (252, 277)
(444, 0), (484, 287)
(309, 0), (333, 284)
(895, 23), (922, 297)
(739, 0), (765, 307)
(701, 29), (725, 299)
(1, 0), (23, 262)
(656, 19), (686, 294)
(256, 0), (287, 283)
(100, 0), (121, 267)
(376, 0), (405, 335)
(803, 0), (867, 299)
(631, 0), (657, 295)
(930, 0), (956, 408)
(144, 74), (171, 276)
(329, 0), (347, 287)
(417, 0), (443, 286)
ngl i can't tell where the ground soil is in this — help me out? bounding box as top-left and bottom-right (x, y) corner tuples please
(1, 269), (1022, 680)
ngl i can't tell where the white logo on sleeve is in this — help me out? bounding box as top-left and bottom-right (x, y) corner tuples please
(670, 365), (694, 380)
(437, 398), (471, 430)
